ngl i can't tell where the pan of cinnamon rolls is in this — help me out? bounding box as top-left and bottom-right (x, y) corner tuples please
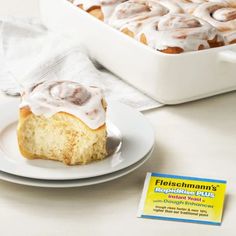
(40, 0), (236, 104)
(73, 0), (236, 54)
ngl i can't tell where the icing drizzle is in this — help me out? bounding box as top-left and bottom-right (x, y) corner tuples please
(20, 81), (106, 130)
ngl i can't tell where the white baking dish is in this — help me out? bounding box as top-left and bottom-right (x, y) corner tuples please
(40, 0), (236, 104)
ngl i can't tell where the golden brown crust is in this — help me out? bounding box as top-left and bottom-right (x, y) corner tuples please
(140, 33), (184, 54)
(88, 6), (104, 21)
(121, 28), (135, 38)
(198, 44), (205, 51)
(140, 33), (148, 45)
(78, 4), (104, 21)
(19, 106), (32, 119)
(161, 47), (184, 54)
(208, 36), (225, 48)
(229, 39), (236, 44)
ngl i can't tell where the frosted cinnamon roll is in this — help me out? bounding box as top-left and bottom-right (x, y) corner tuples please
(193, 2), (236, 44)
(113, 0), (184, 37)
(138, 13), (224, 53)
(18, 80), (108, 165)
(20, 81), (106, 129)
(73, 0), (127, 21)
(109, 0), (183, 34)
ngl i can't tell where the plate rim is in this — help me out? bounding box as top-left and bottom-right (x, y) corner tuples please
(0, 146), (154, 188)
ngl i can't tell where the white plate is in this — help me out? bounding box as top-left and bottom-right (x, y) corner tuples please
(0, 99), (155, 180)
(0, 147), (153, 188)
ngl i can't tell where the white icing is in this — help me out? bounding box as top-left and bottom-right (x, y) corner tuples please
(138, 13), (220, 52)
(194, 2), (236, 31)
(213, 8), (236, 21)
(222, 29), (236, 43)
(120, 17), (160, 35)
(171, 0), (201, 13)
(20, 81), (106, 130)
(102, 2), (126, 22)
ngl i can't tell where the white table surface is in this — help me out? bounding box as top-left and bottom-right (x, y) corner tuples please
(0, 1), (235, 235)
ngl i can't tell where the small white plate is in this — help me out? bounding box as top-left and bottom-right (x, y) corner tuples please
(0, 99), (155, 180)
(0, 147), (153, 188)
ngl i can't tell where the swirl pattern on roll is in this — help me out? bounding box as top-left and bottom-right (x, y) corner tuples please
(20, 81), (106, 130)
(194, 2), (236, 31)
(193, 1), (236, 43)
(138, 13), (224, 53)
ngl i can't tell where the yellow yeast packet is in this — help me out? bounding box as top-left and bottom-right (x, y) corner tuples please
(137, 173), (226, 225)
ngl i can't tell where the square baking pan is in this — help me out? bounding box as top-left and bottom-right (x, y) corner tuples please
(40, 0), (236, 104)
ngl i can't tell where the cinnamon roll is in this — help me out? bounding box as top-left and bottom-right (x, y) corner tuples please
(193, 1), (236, 44)
(108, 0), (182, 29)
(109, 0), (183, 37)
(17, 81), (107, 165)
(138, 13), (224, 53)
(73, 0), (127, 21)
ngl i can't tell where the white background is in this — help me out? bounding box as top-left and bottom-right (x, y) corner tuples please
(0, 0), (235, 235)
